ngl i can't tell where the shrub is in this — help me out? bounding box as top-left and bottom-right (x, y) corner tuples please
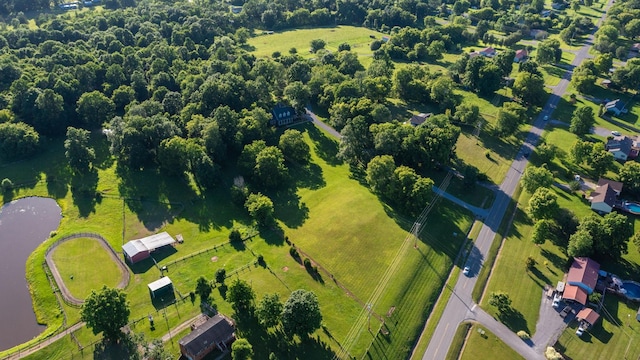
(545, 347), (564, 360)
(588, 292), (602, 304)
(257, 254), (265, 266)
(303, 258), (311, 268)
(215, 268), (226, 284)
(485, 150), (491, 159)
(370, 40), (383, 51)
(517, 330), (530, 340)
(289, 246), (299, 259)
(569, 180), (581, 191)
(49, 231), (57, 238)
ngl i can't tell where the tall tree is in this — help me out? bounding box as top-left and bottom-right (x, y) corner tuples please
(228, 279), (256, 312)
(244, 192), (274, 225)
(488, 291), (512, 313)
(569, 106), (595, 135)
(527, 187), (559, 220)
(512, 71), (546, 106)
(278, 129), (311, 164)
(64, 127), (95, 172)
(81, 285), (130, 342)
(195, 276), (212, 302)
(619, 162), (640, 195)
(231, 339), (253, 360)
(256, 293), (284, 328)
(521, 165), (554, 193)
(281, 289), (323, 337)
(0, 122), (40, 160)
(77, 91), (116, 129)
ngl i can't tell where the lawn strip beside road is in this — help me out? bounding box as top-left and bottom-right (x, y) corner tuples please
(458, 323), (525, 360)
(445, 323), (472, 360)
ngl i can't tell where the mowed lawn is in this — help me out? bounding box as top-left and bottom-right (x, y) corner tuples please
(50, 237), (126, 301)
(459, 324), (524, 360)
(248, 25), (385, 66)
(281, 124), (473, 357)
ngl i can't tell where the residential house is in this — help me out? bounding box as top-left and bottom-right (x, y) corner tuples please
(514, 49), (528, 63)
(604, 99), (627, 116)
(563, 257), (601, 306)
(470, 47), (496, 58)
(576, 308), (600, 328)
(606, 136), (637, 161)
(270, 104), (297, 127)
(589, 179), (622, 214)
(179, 314), (236, 360)
(406, 113), (433, 127)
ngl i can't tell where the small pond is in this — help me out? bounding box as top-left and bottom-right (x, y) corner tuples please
(0, 197), (61, 351)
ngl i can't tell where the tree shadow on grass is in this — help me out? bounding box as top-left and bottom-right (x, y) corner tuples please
(258, 223), (285, 246)
(304, 123), (342, 166)
(269, 187), (310, 229)
(540, 248), (568, 271)
(498, 307), (530, 333)
(93, 337), (137, 360)
(90, 132), (115, 170)
(45, 167), (71, 199)
(291, 161), (325, 190)
(70, 168), (100, 217)
(233, 312), (336, 359)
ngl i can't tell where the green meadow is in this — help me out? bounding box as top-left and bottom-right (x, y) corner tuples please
(1, 120), (474, 359)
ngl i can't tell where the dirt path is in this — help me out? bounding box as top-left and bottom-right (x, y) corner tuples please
(3, 322), (85, 360)
(45, 233), (131, 306)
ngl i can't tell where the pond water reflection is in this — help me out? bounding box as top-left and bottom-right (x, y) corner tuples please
(0, 197), (61, 351)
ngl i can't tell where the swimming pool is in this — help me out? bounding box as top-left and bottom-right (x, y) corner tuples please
(627, 202), (640, 214)
(622, 281), (640, 300)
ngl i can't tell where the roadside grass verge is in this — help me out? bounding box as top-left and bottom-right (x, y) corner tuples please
(51, 237), (125, 300)
(445, 322), (472, 360)
(459, 323), (525, 360)
(471, 186), (522, 305)
(409, 221), (481, 360)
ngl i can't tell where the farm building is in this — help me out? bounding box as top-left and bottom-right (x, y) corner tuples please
(179, 314), (236, 360)
(122, 232), (176, 264)
(148, 277), (173, 299)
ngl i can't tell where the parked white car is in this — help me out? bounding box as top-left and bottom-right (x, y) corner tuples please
(552, 293), (562, 308)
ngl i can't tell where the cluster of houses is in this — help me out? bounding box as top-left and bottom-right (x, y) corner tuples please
(555, 257), (602, 336)
(468, 47), (529, 63)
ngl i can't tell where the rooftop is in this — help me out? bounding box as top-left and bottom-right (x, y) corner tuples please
(576, 308), (600, 325)
(562, 284), (588, 305)
(567, 257), (600, 291)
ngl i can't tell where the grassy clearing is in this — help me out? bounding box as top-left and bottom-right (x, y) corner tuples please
(459, 323), (525, 360)
(247, 25), (384, 67)
(51, 237), (124, 300)
(1, 119), (475, 359)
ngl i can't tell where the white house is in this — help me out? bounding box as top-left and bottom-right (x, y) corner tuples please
(605, 136), (636, 161)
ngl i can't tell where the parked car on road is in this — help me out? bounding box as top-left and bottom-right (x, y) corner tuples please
(560, 305), (572, 318)
(552, 293), (562, 308)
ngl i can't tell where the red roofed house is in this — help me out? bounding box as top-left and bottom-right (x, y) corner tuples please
(567, 257), (600, 294)
(514, 49), (528, 63)
(562, 284), (589, 305)
(576, 308), (600, 328)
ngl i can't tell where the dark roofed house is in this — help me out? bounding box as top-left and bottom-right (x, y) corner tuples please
(605, 99), (627, 116)
(407, 113), (433, 127)
(179, 314), (236, 360)
(270, 104), (297, 127)
(606, 136), (635, 161)
(479, 47), (496, 57)
(590, 183), (618, 214)
(597, 178), (623, 195)
(567, 257), (600, 295)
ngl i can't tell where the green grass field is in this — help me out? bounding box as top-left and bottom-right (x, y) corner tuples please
(459, 324), (525, 360)
(51, 237), (125, 300)
(247, 25), (385, 67)
(0, 119), (475, 359)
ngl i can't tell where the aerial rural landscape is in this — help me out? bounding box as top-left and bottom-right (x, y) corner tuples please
(2, 0), (640, 359)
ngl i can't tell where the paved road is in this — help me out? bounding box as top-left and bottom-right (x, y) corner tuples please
(421, 1), (614, 358)
(305, 107), (342, 139)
